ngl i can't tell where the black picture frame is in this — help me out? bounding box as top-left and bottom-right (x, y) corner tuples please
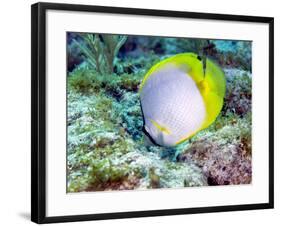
(31, 2), (274, 224)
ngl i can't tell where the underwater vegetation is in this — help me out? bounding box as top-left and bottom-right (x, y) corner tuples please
(67, 33), (252, 192)
(70, 33), (127, 75)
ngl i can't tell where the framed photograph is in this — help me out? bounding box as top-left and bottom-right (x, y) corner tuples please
(31, 2), (274, 224)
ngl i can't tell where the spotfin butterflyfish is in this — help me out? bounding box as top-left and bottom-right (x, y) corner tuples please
(139, 53), (226, 147)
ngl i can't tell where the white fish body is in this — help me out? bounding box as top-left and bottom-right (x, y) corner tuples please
(140, 64), (206, 147)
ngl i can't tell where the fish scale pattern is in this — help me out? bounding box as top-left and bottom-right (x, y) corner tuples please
(140, 65), (206, 146)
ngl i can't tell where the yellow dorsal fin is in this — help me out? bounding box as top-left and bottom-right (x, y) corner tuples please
(149, 119), (171, 135)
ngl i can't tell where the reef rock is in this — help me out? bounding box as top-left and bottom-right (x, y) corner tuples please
(177, 118), (252, 185)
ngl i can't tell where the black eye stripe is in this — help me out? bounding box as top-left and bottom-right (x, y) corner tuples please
(142, 126), (161, 147)
(140, 99), (161, 147)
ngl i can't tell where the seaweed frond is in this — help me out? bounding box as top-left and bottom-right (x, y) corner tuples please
(74, 33), (127, 75)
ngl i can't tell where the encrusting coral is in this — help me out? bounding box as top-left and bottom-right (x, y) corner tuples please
(67, 34), (252, 192)
(177, 113), (252, 185)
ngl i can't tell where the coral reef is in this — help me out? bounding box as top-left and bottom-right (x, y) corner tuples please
(213, 40), (252, 71)
(223, 69), (252, 116)
(177, 114), (252, 185)
(67, 88), (207, 192)
(67, 33), (252, 192)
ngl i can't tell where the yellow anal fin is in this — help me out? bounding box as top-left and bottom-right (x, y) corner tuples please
(149, 119), (171, 135)
(175, 131), (197, 145)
